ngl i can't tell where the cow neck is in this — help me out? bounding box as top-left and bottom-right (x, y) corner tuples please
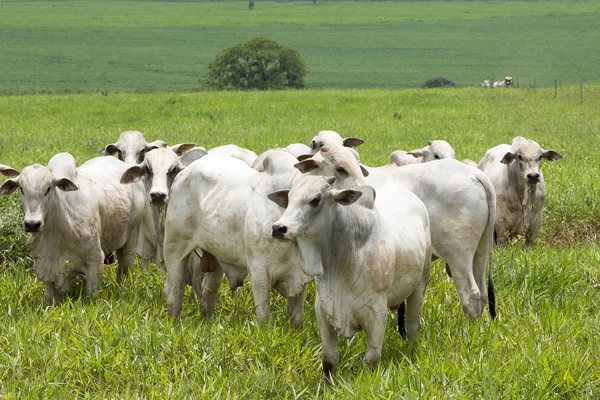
(506, 162), (527, 203)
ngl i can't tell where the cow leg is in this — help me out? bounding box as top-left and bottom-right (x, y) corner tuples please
(249, 266), (272, 325)
(473, 232), (492, 318)
(138, 257), (151, 271)
(201, 265), (224, 318)
(188, 253), (204, 302)
(44, 282), (63, 306)
(445, 253), (481, 320)
(85, 262), (104, 298)
(286, 288), (307, 329)
(164, 250), (192, 318)
(116, 241), (137, 282)
(316, 301), (339, 378)
(405, 257), (431, 339)
(364, 299), (388, 367)
(494, 223), (508, 247)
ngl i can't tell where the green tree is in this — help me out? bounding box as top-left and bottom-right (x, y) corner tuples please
(204, 37), (307, 90)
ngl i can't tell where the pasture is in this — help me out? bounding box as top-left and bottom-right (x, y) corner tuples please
(0, 87), (599, 397)
(2, 0), (600, 93)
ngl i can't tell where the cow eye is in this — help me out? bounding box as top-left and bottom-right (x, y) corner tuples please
(335, 167), (348, 177)
(517, 155), (523, 161)
(19, 187), (24, 195)
(433, 154), (440, 160)
(309, 195), (321, 207)
(45, 187), (51, 196)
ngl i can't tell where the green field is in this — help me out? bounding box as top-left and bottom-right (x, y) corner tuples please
(1, 0), (600, 93)
(0, 87), (599, 397)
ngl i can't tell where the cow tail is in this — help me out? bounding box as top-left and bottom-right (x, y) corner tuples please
(477, 175), (496, 319)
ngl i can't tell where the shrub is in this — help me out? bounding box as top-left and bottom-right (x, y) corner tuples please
(421, 76), (456, 89)
(204, 37), (307, 91)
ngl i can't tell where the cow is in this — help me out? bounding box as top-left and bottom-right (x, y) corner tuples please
(208, 144), (258, 167)
(389, 140), (456, 166)
(0, 153), (145, 305)
(309, 130), (365, 154)
(504, 76), (514, 87)
(268, 175), (431, 376)
(162, 151), (314, 324)
(478, 136), (562, 248)
(493, 81), (505, 88)
(295, 143), (496, 320)
(482, 80), (490, 89)
(99, 130), (167, 165)
(284, 143), (312, 158)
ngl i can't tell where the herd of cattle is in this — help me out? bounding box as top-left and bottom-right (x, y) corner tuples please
(0, 130), (562, 376)
(482, 76), (514, 89)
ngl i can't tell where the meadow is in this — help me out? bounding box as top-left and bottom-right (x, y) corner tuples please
(0, 87), (599, 398)
(2, 0), (600, 93)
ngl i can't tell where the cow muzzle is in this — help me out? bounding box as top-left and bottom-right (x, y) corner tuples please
(526, 173), (540, 184)
(272, 224), (289, 241)
(24, 219), (43, 233)
(150, 191), (168, 204)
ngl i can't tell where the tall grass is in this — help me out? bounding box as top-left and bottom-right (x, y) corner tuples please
(0, 87), (598, 397)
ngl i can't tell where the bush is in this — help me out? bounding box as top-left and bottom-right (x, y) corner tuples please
(421, 76), (456, 89)
(204, 37), (307, 91)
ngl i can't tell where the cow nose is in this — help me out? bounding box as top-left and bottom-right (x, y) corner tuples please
(24, 220), (42, 232)
(527, 173), (540, 182)
(272, 224), (288, 238)
(150, 192), (167, 203)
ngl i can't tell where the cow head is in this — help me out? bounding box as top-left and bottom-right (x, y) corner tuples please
(120, 143), (196, 206)
(99, 131), (168, 165)
(308, 130), (365, 154)
(501, 138), (562, 184)
(296, 143), (368, 189)
(406, 140), (456, 162)
(0, 160), (78, 233)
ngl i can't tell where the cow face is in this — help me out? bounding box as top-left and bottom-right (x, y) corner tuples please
(309, 130), (365, 155)
(407, 140), (456, 162)
(120, 144), (194, 206)
(99, 131), (167, 165)
(501, 140), (562, 184)
(268, 176), (362, 242)
(0, 164), (78, 233)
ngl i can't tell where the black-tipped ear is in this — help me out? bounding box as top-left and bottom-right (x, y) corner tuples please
(360, 164), (369, 177)
(267, 190), (290, 209)
(0, 179), (19, 196)
(99, 144), (119, 156)
(342, 137), (365, 148)
(501, 152), (516, 165)
(0, 164), (20, 177)
(55, 178), (78, 192)
(294, 159), (320, 174)
(542, 150), (562, 161)
(427, 140), (433, 146)
(325, 176), (336, 185)
(296, 154), (312, 162)
(120, 165), (147, 184)
(332, 189), (362, 206)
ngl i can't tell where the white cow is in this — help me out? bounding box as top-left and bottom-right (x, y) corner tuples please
(208, 144), (258, 167)
(478, 136), (562, 248)
(493, 81), (505, 88)
(0, 154), (145, 305)
(284, 143), (312, 158)
(482, 80), (490, 89)
(99, 130), (167, 165)
(309, 130), (364, 154)
(296, 143), (496, 320)
(163, 151), (313, 324)
(389, 140), (456, 166)
(268, 176), (431, 375)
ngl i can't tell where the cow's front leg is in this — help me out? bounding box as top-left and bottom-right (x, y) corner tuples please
(316, 301), (339, 379)
(85, 262), (104, 298)
(44, 281), (63, 306)
(364, 299), (387, 367)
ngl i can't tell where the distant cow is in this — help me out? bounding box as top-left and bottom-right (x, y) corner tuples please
(504, 76), (514, 87)
(478, 136), (562, 248)
(309, 130), (364, 154)
(389, 140), (456, 166)
(0, 154), (145, 305)
(482, 80), (490, 89)
(493, 81), (505, 88)
(268, 176), (431, 375)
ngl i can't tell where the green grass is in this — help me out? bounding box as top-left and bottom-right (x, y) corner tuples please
(1, 1), (600, 93)
(0, 87), (599, 397)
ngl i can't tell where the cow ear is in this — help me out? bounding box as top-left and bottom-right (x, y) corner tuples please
(332, 189), (362, 206)
(407, 148), (428, 158)
(0, 179), (20, 196)
(170, 143), (196, 156)
(0, 164), (20, 177)
(428, 140), (433, 146)
(294, 159), (320, 174)
(360, 164), (370, 177)
(99, 144), (119, 156)
(542, 150), (562, 161)
(55, 178), (78, 192)
(120, 165), (147, 184)
(501, 152), (516, 165)
(342, 137), (365, 148)
(296, 154), (312, 162)
(267, 190), (289, 209)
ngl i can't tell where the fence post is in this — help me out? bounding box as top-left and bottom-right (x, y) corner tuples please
(554, 79), (558, 98)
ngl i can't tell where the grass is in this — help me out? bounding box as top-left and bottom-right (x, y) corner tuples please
(1, 1), (600, 93)
(0, 86), (599, 397)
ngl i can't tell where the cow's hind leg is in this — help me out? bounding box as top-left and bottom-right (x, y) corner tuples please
(116, 240), (137, 282)
(445, 252), (481, 320)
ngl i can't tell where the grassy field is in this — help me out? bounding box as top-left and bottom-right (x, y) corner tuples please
(0, 87), (599, 397)
(1, 1), (600, 93)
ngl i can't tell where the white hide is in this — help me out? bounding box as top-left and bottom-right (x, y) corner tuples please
(308, 130), (365, 154)
(389, 140), (456, 166)
(269, 176), (431, 375)
(0, 154), (145, 305)
(208, 144), (258, 167)
(478, 136), (562, 248)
